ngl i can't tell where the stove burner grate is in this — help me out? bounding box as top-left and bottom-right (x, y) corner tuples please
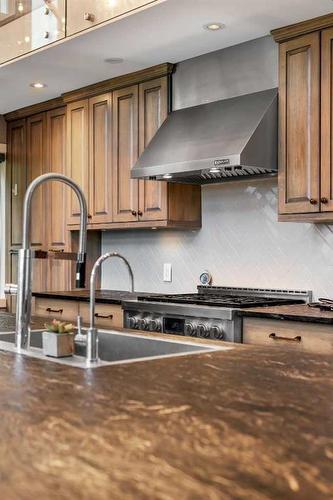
(137, 293), (305, 308)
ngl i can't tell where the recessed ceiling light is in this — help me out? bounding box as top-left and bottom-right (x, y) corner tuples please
(204, 23), (225, 31)
(30, 82), (47, 89)
(104, 57), (124, 64)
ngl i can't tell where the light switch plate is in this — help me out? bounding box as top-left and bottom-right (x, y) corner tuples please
(163, 263), (172, 282)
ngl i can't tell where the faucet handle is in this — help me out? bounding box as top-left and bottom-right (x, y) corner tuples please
(4, 283), (18, 295)
(75, 315), (87, 344)
(75, 254), (86, 288)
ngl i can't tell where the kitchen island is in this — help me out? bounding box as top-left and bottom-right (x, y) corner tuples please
(0, 314), (332, 499)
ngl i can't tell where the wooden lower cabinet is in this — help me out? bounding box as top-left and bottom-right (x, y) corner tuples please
(243, 317), (333, 355)
(34, 298), (79, 322)
(33, 298), (123, 328)
(79, 302), (123, 329)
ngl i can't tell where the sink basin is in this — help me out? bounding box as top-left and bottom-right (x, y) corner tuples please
(0, 329), (231, 369)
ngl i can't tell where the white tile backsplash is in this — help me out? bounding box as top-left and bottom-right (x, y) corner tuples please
(102, 179), (333, 300)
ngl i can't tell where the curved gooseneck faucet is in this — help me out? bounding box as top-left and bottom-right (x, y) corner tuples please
(16, 173), (88, 351)
(87, 252), (134, 363)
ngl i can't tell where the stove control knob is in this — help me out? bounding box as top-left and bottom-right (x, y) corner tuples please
(148, 318), (162, 332)
(129, 315), (140, 329)
(138, 318), (149, 331)
(184, 322), (197, 336)
(197, 323), (210, 338)
(210, 325), (224, 340)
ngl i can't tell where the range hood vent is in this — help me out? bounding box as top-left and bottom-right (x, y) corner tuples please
(131, 88), (278, 184)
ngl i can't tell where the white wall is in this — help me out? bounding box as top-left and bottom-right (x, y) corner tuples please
(101, 36), (333, 300)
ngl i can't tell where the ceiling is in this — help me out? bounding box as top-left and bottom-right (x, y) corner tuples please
(0, 0), (333, 114)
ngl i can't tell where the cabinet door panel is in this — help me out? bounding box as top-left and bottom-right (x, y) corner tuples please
(46, 107), (71, 291)
(66, 100), (89, 224)
(27, 113), (46, 246)
(66, 0), (158, 36)
(112, 86), (139, 222)
(321, 27), (333, 212)
(26, 113), (47, 292)
(138, 77), (168, 221)
(7, 119), (26, 247)
(89, 93), (112, 223)
(279, 32), (320, 214)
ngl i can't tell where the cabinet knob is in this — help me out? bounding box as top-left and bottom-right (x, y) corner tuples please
(88, 214), (92, 219)
(138, 210), (143, 217)
(309, 198), (318, 205)
(84, 12), (95, 22)
(43, 31), (49, 39)
(131, 210), (137, 216)
(321, 197), (328, 204)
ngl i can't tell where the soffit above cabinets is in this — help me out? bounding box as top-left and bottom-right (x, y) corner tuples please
(1, 0), (333, 114)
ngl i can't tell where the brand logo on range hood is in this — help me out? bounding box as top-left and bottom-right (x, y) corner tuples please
(214, 158), (230, 166)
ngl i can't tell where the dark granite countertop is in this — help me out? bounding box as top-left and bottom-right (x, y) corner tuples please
(0, 314), (332, 498)
(32, 289), (154, 305)
(239, 303), (333, 325)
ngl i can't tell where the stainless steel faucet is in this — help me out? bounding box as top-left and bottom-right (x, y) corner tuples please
(87, 252), (134, 363)
(7, 173), (88, 351)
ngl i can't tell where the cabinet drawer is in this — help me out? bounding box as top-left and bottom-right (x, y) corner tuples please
(243, 317), (333, 354)
(79, 302), (123, 329)
(34, 298), (79, 322)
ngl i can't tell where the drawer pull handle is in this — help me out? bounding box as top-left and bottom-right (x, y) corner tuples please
(49, 248), (64, 253)
(84, 12), (95, 22)
(269, 333), (302, 343)
(94, 313), (113, 320)
(46, 308), (63, 314)
(309, 198), (317, 205)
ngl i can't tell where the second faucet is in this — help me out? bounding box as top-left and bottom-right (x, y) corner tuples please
(87, 252), (135, 363)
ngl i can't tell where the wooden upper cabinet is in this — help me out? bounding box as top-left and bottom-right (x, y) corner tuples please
(26, 113), (47, 247)
(138, 77), (168, 221)
(272, 14), (333, 222)
(46, 107), (71, 291)
(66, 99), (89, 224)
(7, 119), (26, 247)
(278, 32), (320, 215)
(112, 86), (139, 222)
(46, 108), (68, 249)
(89, 93), (112, 224)
(321, 27), (333, 212)
(26, 113), (47, 292)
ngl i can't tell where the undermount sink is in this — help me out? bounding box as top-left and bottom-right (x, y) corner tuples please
(0, 329), (231, 369)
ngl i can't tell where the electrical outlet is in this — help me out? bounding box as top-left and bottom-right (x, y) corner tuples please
(163, 263), (172, 282)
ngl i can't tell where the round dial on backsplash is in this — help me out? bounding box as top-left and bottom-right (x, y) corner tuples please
(199, 270), (212, 286)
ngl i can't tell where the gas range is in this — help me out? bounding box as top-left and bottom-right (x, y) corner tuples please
(123, 286), (312, 343)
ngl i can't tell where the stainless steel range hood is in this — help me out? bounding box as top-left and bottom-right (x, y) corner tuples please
(131, 88), (278, 184)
